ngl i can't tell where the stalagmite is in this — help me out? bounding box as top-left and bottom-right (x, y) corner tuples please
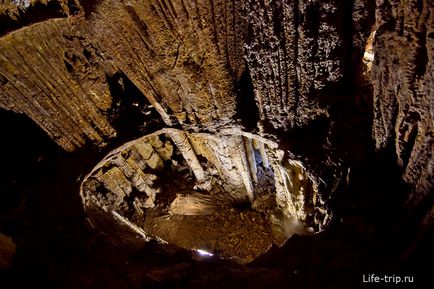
(270, 159), (293, 216)
(110, 155), (157, 199)
(187, 133), (249, 200)
(167, 130), (206, 183)
(280, 166), (299, 219)
(148, 135), (174, 161)
(244, 137), (258, 183)
(229, 136), (254, 202)
(134, 140), (164, 170)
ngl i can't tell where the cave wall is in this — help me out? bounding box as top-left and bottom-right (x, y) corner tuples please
(0, 0), (249, 149)
(90, 0), (247, 128)
(0, 0), (432, 208)
(0, 0), (374, 146)
(0, 17), (117, 151)
(80, 129), (329, 236)
(372, 0), (433, 201)
(244, 0), (374, 129)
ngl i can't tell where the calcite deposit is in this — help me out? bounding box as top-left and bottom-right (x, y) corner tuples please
(80, 129), (327, 260)
(0, 0), (432, 266)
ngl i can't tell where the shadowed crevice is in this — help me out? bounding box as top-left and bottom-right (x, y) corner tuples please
(235, 68), (259, 131)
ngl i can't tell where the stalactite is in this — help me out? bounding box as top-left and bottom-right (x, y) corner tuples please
(228, 136), (254, 202)
(80, 129), (332, 237)
(244, 136), (258, 183)
(147, 135), (174, 161)
(110, 155), (157, 200)
(252, 138), (260, 150)
(258, 142), (270, 169)
(187, 133), (252, 202)
(270, 158), (296, 218)
(167, 130), (206, 183)
(134, 140), (164, 170)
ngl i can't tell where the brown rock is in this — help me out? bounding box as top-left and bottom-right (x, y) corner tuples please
(0, 233), (16, 271)
(372, 0), (433, 204)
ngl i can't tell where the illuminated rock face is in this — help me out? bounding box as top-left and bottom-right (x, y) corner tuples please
(0, 0), (432, 259)
(0, 0), (374, 148)
(80, 129), (330, 260)
(81, 129), (328, 227)
(372, 0), (434, 202)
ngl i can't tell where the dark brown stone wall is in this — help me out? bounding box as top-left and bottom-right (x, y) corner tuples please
(372, 0), (433, 200)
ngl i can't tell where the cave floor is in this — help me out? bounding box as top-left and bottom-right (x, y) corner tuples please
(143, 204), (275, 262)
(137, 164), (282, 262)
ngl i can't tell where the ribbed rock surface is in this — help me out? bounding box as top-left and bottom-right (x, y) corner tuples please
(244, 0), (374, 130)
(90, 0), (247, 128)
(0, 0), (375, 148)
(0, 0), (251, 149)
(0, 17), (117, 151)
(0, 0), (432, 220)
(372, 0), (433, 201)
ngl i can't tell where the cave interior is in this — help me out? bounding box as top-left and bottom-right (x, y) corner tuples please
(0, 0), (433, 289)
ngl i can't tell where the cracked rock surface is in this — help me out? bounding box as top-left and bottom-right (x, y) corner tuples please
(0, 0), (432, 288)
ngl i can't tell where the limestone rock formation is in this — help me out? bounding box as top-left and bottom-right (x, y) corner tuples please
(372, 0), (433, 204)
(81, 129), (328, 232)
(1, 0), (375, 147)
(0, 0), (432, 268)
(244, 0), (373, 129)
